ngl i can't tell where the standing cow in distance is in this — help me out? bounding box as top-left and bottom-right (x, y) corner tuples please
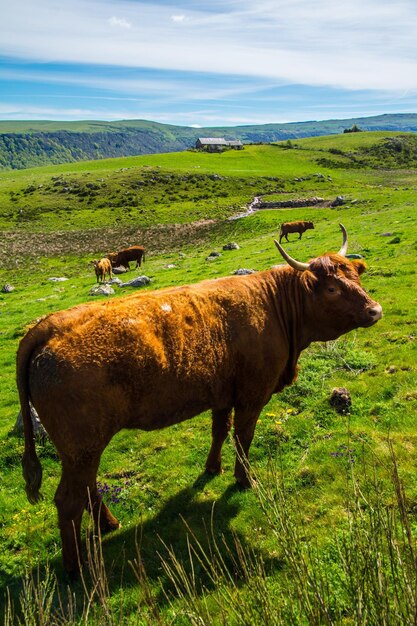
(106, 246), (145, 271)
(91, 258), (113, 283)
(18, 224), (382, 576)
(279, 220), (314, 243)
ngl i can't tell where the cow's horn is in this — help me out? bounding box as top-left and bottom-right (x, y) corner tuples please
(274, 240), (310, 271)
(338, 223), (348, 256)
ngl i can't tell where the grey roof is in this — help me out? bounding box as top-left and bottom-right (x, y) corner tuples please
(227, 140), (243, 146)
(197, 137), (228, 145)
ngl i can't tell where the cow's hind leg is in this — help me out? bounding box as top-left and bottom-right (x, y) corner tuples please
(233, 407), (261, 488)
(54, 460), (89, 576)
(205, 408), (233, 475)
(86, 482), (120, 535)
(54, 454), (118, 576)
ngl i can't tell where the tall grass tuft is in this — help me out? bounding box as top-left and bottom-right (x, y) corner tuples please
(158, 446), (417, 625)
(5, 446), (417, 624)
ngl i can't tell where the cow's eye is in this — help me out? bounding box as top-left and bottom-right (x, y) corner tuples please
(328, 286), (336, 293)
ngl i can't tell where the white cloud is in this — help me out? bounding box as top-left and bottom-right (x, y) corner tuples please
(0, 103), (126, 119)
(1, 0), (417, 92)
(0, 66), (271, 104)
(108, 16), (131, 29)
(0, 100), (275, 125)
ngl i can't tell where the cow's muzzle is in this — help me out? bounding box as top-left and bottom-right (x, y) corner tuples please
(364, 303), (383, 326)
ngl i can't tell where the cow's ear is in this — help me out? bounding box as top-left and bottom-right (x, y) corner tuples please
(352, 259), (367, 275)
(301, 270), (317, 292)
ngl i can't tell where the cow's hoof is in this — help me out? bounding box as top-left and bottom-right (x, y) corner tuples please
(235, 475), (254, 490)
(64, 563), (81, 582)
(67, 568), (80, 582)
(205, 464), (223, 476)
(101, 520), (121, 534)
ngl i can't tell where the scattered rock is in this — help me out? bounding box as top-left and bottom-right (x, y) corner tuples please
(380, 232), (393, 237)
(1, 283), (15, 293)
(386, 365), (397, 374)
(330, 195), (346, 207)
(223, 242), (240, 250)
(206, 251), (221, 261)
(89, 285), (114, 296)
(12, 404), (48, 440)
(109, 277), (123, 285)
(346, 254), (363, 260)
(166, 264), (176, 269)
(48, 277), (68, 282)
(232, 268), (255, 275)
(388, 236), (400, 244)
(258, 197), (324, 209)
(329, 387), (352, 414)
(119, 275), (151, 288)
(112, 266), (129, 274)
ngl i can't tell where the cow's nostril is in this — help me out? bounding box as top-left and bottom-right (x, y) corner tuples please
(368, 304), (382, 320)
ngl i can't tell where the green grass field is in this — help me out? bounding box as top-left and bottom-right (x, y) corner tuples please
(1, 132), (417, 624)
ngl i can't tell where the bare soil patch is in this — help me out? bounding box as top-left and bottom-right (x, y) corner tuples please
(0, 219), (218, 269)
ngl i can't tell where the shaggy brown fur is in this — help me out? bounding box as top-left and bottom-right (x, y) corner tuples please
(106, 246), (145, 270)
(18, 250), (381, 575)
(279, 220), (314, 243)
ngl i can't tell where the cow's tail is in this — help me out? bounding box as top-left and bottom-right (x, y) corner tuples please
(142, 249), (145, 264)
(16, 322), (50, 504)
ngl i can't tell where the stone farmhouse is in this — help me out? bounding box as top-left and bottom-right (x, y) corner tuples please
(195, 137), (243, 152)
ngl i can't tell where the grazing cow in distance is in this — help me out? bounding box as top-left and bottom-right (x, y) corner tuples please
(279, 220), (314, 243)
(91, 258), (112, 283)
(106, 246), (145, 270)
(18, 224), (382, 576)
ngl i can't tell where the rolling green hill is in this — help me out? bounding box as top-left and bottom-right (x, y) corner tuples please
(1, 113), (417, 170)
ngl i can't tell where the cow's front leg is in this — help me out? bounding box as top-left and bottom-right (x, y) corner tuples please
(205, 407), (233, 475)
(233, 407), (261, 488)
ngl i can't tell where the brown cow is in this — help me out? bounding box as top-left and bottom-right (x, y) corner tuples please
(18, 225), (382, 575)
(279, 220), (314, 243)
(91, 258), (113, 283)
(107, 246), (145, 270)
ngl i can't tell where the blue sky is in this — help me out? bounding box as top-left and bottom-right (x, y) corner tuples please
(1, 0), (417, 127)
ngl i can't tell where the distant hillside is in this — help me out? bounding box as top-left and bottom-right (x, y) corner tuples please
(1, 113), (417, 170)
